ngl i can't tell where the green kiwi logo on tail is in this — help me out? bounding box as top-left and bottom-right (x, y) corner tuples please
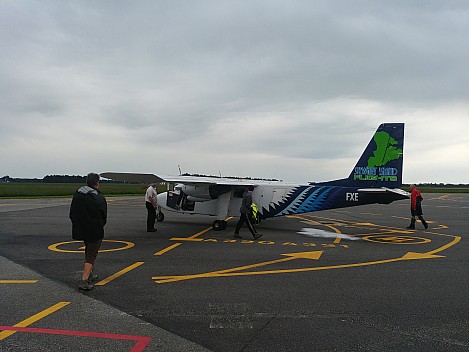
(367, 131), (403, 167)
(350, 123), (404, 186)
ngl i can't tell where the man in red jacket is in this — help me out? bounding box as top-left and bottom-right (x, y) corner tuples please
(406, 184), (428, 230)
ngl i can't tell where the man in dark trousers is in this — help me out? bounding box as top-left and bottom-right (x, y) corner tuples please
(234, 185), (262, 240)
(145, 183), (158, 232)
(69, 173), (107, 291)
(406, 184), (428, 230)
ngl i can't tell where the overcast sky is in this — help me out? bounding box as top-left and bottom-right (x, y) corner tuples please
(1, 1), (468, 184)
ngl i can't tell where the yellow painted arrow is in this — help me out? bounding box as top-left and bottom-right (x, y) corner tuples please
(152, 250), (324, 284)
(401, 252), (445, 260)
(152, 225), (461, 285)
(401, 234), (460, 259)
(281, 251), (323, 260)
(154, 250), (448, 284)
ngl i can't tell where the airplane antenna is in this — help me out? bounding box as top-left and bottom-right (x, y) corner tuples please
(178, 165), (182, 175)
(219, 171), (222, 178)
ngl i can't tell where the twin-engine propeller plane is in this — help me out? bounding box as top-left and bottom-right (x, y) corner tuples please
(102, 123), (409, 231)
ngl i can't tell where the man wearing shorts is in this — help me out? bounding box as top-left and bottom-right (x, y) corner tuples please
(69, 173), (107, 291)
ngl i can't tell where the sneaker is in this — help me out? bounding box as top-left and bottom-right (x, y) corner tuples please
(78, 280), (94, 291)
(253, 233), (262, 240)
(233, 233), (242, 239)
(147, 228), (157, 232)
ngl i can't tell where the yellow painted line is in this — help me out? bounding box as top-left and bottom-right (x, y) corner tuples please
(0, 280), (38, 284)
(155, 243), (182, 255)
(95, 262), (144, 286)
(49, 240), (134, 253)
(427, 235), (461, 255)
(153, 251), (324, 284)
(187, 226), (213, 239)
(152, 232), (462, 284)
(392, 216), (411, 220)
(158, 217), (234, 255)
(170, 237), (204, 242)
(154, 256), (402, 283)
(0, 301), (70, 340)
(185, 217), (234, 240)
(154, 251), (446, 283)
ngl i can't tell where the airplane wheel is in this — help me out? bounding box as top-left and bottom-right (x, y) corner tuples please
(156, 211), (164, 222)
(213, 220), (227, 231)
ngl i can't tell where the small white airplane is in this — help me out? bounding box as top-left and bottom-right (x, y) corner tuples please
(102, 123), (409, 231)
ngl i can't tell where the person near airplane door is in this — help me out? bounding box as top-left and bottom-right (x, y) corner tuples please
(145, 183), (158, 232)
(234, 185), (262, 240)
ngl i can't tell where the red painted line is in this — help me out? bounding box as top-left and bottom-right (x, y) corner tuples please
(0, 325), (152, 352)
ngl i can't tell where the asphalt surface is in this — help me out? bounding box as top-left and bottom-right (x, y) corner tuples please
(0, 194), (468, 352)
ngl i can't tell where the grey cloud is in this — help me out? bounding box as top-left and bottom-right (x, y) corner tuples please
(1, 1), (468, 182)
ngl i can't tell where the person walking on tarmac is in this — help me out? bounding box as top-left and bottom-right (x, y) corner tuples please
(406, 184), (428, 229)
(69, 173), (107, 291)
(145, 183), (158, 232)
(234, 185), (262, 240)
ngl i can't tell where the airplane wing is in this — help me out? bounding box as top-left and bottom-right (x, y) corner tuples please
(100, 172), (164, 184)
(100, 172), (282, 187)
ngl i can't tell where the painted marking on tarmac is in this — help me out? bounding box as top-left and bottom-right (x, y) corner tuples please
(192, 238), (349, 249)
(155, 243), (182, 255)
(0, 280), (38, 284)
(0, 301), (70, 340)
(152, 247), (454, 284)
(0, 326), (152, 352)
(156, 217), (235, 255)
(156, 225), (214, 256)
(151, 215), (461, 284)
(153, 250), (324, 284)
(48, 240), (135, 253)
(170, 237), (204, 242)
(362, 235), (431, 245)
(304, 214), (452, 232)
(390, 216), (448, 230)
(96, 262), (145, 286)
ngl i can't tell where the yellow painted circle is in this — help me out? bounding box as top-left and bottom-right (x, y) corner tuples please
(362, 235), (431, 245)
(48, 240), (135, 253)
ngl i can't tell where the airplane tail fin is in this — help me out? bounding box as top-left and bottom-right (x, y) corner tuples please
(321, 123), (404, 188)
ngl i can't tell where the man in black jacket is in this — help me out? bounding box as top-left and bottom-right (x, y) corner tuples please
(69, 173), (107, 291)
(234, 185), (262, 240)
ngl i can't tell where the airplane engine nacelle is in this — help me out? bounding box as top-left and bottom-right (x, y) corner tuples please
(179, 184), (212, 201)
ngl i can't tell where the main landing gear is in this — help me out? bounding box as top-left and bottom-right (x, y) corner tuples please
(212, 220), (227, 231)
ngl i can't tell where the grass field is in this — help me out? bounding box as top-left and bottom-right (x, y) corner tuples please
(0, 183), (468, 198)
(0, 183), (167, 198)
